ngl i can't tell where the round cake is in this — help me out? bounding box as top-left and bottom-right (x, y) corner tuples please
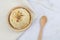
(8, 7), (32, 32)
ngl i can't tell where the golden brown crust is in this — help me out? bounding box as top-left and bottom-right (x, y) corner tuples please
(8, 7), (32, 32)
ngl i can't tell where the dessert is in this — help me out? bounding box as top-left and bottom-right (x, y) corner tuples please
(8, 7), (32, 32)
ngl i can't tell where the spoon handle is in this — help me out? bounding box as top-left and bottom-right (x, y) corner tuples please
(38, 27), (43, 40)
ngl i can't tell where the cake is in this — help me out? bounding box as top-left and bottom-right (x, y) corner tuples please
(8, 7), (32, 32)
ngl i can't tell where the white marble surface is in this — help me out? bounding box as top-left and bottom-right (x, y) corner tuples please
(0, 0), (60, 40)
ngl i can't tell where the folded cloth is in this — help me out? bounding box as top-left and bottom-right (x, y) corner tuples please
(19, 0), (60, 40)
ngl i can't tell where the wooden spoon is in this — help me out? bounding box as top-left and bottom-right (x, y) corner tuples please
(38, 16), (47, 40)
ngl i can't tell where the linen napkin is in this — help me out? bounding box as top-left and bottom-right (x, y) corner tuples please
(18, 0), (60, 40)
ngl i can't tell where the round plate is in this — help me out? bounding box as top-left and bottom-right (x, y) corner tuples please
(8, 7), (32, 32)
